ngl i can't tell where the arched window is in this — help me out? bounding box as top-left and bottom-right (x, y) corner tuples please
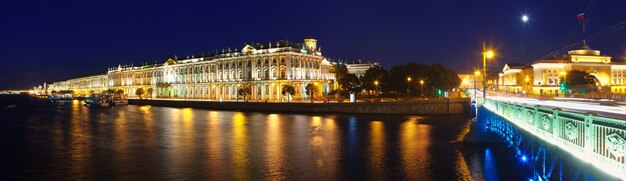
(272, 68), (277, 78)
(280, 67), (286, 79)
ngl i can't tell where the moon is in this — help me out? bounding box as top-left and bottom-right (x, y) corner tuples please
(522, 15), (529, 22)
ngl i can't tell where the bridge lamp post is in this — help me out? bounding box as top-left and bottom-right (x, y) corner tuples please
(482, 42), (495, 99)
(406, 77), (412, 97)
(473, 71), (481, 117)
(374, 80), (379, 97)
(474, 71), (480, 99)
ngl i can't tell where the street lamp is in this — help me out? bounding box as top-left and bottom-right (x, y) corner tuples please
(559, 71), (567, 96)
(482, 42), (495, 99)
(374, 80), (379, 96)
(525, 76), (530, 95)
(474, 71), (480, 100)
(419, 80), (424, 97)
(406, 77), (412, 97)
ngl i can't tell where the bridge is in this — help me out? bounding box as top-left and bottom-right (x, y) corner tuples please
(475, 97), (626, 180)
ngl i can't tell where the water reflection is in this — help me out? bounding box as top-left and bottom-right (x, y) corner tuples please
(398, 117), (433, 180)
(368, 121), (386, 179)
(264, 114), (285, 179)
(231, 112), (249, 180)
(69, 99), (91, 178)
(5, 99), (538, 180)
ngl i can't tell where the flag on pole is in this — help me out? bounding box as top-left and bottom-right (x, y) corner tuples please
(577, 13), (585, 20)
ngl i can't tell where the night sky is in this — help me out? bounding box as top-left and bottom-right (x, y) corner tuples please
(1, 0), (625, 89)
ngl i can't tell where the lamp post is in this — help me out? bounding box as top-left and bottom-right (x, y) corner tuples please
(374, 80), (379, 96)
(559, 71), (567, 96)
(474, 71), (480, 100)
(525, 76), (530, 96)
(419, 80), (424, 97)
(482, 42), (494, 99)
(406, 77), (411, 97)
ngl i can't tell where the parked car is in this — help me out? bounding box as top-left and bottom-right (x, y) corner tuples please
(380, 98), (396, 102)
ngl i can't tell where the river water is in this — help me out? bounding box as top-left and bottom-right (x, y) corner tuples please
(1, 95), (526, 180)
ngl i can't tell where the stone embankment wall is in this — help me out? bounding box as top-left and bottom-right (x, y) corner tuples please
(129, 98), (470, 115)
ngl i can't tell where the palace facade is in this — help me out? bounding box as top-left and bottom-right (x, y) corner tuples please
(42, 38), (337, 101)
(45, 74), (108, 96)
(498, 44), (626, 95)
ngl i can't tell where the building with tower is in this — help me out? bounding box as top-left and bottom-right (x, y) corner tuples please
(42, 38), (337, 101)
(498, 43), (626, 95)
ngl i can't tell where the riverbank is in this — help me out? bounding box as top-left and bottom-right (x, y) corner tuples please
(129, 98), (470, 115)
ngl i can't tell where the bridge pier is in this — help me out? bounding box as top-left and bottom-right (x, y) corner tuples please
(463, 106), (500, 143)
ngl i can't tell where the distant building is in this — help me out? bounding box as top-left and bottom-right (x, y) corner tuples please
(46, 74), (108, 96)
(498, 63), (533, 94)
(497, 44), (626, 95)
(346, 60), (379, 77)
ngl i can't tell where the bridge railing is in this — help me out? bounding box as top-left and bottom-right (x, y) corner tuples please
(484, 98), (626, 179)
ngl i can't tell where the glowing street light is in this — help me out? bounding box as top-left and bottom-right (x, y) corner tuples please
(485, 51), (494, 59)
(374, 80), (379, 96)
(419, 80), (425, 97)
(406, 77), (411, 97)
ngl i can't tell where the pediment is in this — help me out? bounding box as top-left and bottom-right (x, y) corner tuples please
(164, 58), (177, 65)
(242, 45), (256, 53)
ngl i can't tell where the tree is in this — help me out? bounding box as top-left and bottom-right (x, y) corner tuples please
(106, 89), (115, 95)
(388, 63), (460, 97)
(146, 88), (154, 99)
(58, 90), (74, 94)
(566, 70), (598, 85)
(360, 65), (389, 95)
(135, 88), (145, 99)
(332, 63), (349, 90)
(344, 74), (362, 93)
(116, 89), (124, 95)
(237, 86), (252, 102)
(281, 84), (295, 102)
(305, 83), (319, 103)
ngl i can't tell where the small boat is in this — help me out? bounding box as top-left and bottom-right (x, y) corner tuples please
(84, 94), (127, 107)
(111, 95), (128, 106)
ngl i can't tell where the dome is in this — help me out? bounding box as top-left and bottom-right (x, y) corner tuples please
(568, 42), (600, 56)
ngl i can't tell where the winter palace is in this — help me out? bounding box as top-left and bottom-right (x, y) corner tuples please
(41, 38), (337, 101)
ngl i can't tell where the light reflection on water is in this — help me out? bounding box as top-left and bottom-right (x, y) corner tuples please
(2, 100), (526, 180)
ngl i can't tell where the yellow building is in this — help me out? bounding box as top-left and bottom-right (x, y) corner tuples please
(47, 74), (108, 96)
(498, 44), (626, 95)
(498, 63), (533, 94)
(107, 38), (335, 100)
(38, 38), (336, 100)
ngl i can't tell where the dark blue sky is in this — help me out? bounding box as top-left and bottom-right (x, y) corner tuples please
(1, 0), (625, 89)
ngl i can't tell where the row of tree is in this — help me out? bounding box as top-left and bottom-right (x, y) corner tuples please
(332, 63), (461, 97)
(134, 88), (154, 99)
(236, 83), (319, 103)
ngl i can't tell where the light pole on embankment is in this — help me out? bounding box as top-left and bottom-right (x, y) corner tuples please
(374, 80), (379, 97)
(406, 77), (411, 97)
(482, 42), (494, 101)
(419, 80), (424, 98)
